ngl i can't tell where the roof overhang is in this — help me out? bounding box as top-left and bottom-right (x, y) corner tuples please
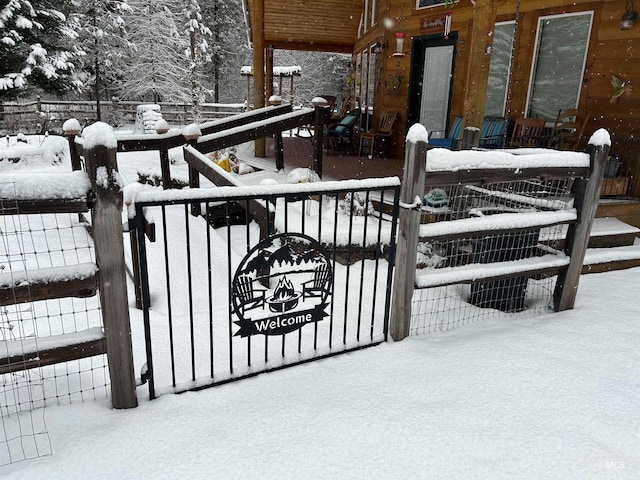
(243, 0), (363, 53)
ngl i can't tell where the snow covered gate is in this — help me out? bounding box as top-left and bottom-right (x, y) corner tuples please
(389, 126), (611, 338)
(130, 178), (400, 398)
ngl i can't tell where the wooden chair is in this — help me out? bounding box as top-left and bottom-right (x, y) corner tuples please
(547, 108), (588, 150)
(358, 111), (397, 158)
(234, 275), (267, 314)
(508, 117), (546, 148)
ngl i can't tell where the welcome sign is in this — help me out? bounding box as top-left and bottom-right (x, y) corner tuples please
(231, 233), (332, 337)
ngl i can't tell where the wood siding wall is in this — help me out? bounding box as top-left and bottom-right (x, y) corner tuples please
(353, 0), (638, 158)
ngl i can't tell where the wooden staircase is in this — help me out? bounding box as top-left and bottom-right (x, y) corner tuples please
(582, 216), (640, 274)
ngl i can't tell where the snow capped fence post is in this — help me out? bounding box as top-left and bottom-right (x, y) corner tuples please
(389, 124), (429, 341)
(553, 129), (611, 311)
(63, 118), (83, 171)
(83, 122), (138, 409)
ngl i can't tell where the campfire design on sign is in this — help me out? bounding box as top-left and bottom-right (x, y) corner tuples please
(231, 233), (332, 337)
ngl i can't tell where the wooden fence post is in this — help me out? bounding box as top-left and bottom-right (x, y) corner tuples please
(159, 149), (171, 190)
(461, 126), (480, 150)
(83, 122), (138, 409)
(63, 118), (83, 171)
(312, 99), (328, 179)
(554, 129), (610, 311)
(389, 124), (428, 341)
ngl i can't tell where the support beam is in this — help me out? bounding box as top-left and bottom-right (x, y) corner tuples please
(462, 0), (497, 132)
(253, 0), (266, 157)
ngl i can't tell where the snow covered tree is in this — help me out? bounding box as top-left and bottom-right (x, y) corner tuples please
(72, 0), (133, 119)
(118, 0), (189, 103)
(0, 0), (81, 99)
(182, 0), (211, 122)
(200, 0), (251, 104)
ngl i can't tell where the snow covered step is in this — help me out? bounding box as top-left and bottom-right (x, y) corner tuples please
(542, 216), (640, 249)
(0, 327), (106, 375)
(582, 242), (640, 274)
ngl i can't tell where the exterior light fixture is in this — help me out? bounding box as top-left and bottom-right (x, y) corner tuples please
(620, 1), (638, 30)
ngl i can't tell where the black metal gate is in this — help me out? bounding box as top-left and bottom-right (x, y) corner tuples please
(132, 178), (400, 398)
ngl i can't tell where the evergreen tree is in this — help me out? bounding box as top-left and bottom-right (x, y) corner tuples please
(200, 0), (251, 104)
(0, 0), (80, 99)
(181, 0), (211, 122)
(119, 0), (188, 103)
(72, 0), (133, 119)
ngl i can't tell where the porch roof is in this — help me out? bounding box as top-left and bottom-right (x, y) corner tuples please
(243, 0), (362, 53)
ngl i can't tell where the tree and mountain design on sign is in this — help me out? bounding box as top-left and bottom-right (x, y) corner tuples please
(232, 233), (332, 337)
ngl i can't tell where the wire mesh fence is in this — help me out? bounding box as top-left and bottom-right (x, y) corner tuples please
(411, 177), (575, 334)
(0, 191), (108, 465)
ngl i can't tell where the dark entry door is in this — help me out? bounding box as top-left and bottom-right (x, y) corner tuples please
(407, 33), (457, 138)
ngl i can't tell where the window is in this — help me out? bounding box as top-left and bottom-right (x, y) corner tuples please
(369, 0), (377, 29)
(361, 0), (377, 33)
(526, 12), (593, 121)
(416, 0), (458, 10)
(484, 21), (515, 117)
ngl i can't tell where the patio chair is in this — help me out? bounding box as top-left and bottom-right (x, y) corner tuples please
(507, 117), (546, 148)
(358, 111), (397, 157)
(302, 264), (331, 300)
(234, 275), (267, 314)
(547, 108), (588, 150)
(326, 108), (360, 154)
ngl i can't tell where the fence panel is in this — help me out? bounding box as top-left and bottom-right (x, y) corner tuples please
(391, 126), (609, 338)
(132, 179), (400, 398)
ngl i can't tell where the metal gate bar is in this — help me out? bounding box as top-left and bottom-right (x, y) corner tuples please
(133, 179), (400, 399)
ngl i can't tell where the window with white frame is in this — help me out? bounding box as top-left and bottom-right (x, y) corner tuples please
(369, 0), (377, 28)
(526, 11), (593, 121)
(484, 21), (515, 117)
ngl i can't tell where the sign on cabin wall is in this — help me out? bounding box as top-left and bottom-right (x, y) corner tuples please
(231, 233), (332, 337)
(421, 15), (447, 35)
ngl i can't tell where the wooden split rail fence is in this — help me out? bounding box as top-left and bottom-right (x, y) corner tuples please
(389, 126), (611, 340)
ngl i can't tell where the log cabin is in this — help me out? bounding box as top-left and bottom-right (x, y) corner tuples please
(243, 0), (640, 225)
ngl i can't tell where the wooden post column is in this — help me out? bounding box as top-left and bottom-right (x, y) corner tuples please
(253, 0), (266, 157)
(462, 0), (497, 132)
(83, 122), (137, 409)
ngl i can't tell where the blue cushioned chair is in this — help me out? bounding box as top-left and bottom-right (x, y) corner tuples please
(327, 109), (360, 154)
(428, 116), (508, 149)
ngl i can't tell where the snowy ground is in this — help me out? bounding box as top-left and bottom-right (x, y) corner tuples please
(2, 134), (640, 478)
(3, 266), (639, 479)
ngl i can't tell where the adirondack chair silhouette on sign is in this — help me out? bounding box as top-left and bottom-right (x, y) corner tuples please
(234, 275), (267, 314)
(302, 264), (331, 300)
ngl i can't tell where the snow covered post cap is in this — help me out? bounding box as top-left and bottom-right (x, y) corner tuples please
(588, 128), (611, 148)
(182, 123), (202, 143)
(155, 119), (170, 134)
(83, 121), (117, 150)
(405, 123), (429, 145)
(268, 95), (283, 106)
(311, 97), (328, 107)
(63, 118), (82, 136)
